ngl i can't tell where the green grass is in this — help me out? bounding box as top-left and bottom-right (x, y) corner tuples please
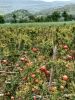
(0, 21), (75, 27)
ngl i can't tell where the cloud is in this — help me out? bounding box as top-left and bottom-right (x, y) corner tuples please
(42, 0), (70, 2)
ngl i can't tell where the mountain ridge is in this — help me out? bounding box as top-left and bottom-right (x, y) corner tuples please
(0, 0), (74, 14)
(38, 3), (75, 15)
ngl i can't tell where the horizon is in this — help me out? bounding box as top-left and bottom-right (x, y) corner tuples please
(0, 0), (74, 14)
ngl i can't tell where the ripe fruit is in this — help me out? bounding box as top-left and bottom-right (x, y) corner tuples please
(20, 57), (25, 61)
(11, 96), (14, 100)
(62, 75), (68, 81)
(19, 68), (23, 72)
(32, 88), (35, 92)
(34, 79), (39, 84)
(18, 97), (22, 100)
(63, 45), (68, 49)
(22, 77), (27, 81)
(15, 63), (19, 67)
(33, 96), (36, 100)
(2, 60), (8, 64)
(24, 58), (28, 63)
(45, 70), (50, 76)
(40, 66), (47, 72)
(20, 57), (28, 63)
(31, 74), (36, 78)
(32, 47), (38, 52)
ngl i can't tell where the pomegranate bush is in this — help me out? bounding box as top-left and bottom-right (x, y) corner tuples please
(0, 23), (75, 100)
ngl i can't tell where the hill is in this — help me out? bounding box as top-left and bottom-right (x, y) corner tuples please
(0, 0), (74, 14)
(38, 4), (75, 16)
(4, 3), (75, 23)
(4, 9), (32, 23)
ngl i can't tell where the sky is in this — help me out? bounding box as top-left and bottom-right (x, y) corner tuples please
(41, 0), (70, 2)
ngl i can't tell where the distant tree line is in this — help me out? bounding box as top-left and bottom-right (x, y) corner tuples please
(0, 15), (5, 23)
(0, 11), (75, 23)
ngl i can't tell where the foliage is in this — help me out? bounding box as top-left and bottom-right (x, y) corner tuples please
(4, 9), (75, 23)
(0, 23), (75, 99)
(0, 15), (4, 23)
(51, 11), (61, 21)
